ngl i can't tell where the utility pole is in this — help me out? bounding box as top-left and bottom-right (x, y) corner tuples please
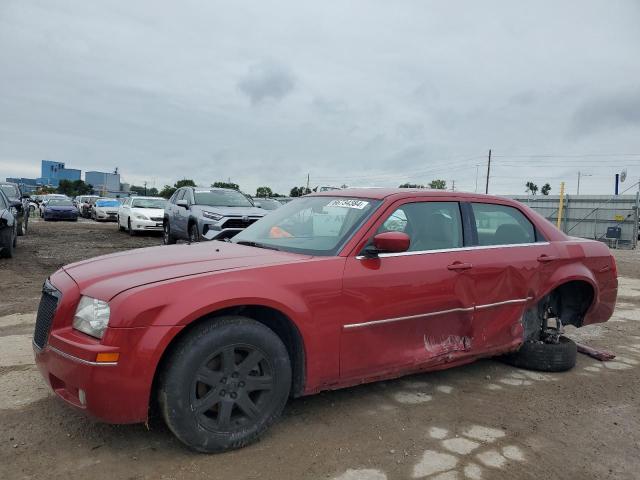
(485, 149), (491, 194)
(557, 182), (565, 230)
(451, 180), (456, 192)
(474, 165), (479, 192)
(577, 171), (591, 195)
(306, 173), (310, 193)
(143, 181), (148, 196)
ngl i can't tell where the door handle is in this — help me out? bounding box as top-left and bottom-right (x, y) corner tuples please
(447, 262), (473, 271)
(537, 255), (557, 263)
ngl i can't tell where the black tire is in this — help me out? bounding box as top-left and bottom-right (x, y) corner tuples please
(17, 216), (27, 236)
(501, 336), (577, 372)
(189, 222), (201, 243)
(163, 222), (176, 245)
(128, 219), (136, 236)
(0, 225), (15, 259)
(158, 316), (291, 453)
(118, 217), (125, 231)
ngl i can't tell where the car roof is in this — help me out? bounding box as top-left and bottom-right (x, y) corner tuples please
(309, 187), (513, 203)
(129, 196), (164, 200)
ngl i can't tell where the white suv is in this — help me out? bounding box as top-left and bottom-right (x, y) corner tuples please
(118, 196), (166, 235)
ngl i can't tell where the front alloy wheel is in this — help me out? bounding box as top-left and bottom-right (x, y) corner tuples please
(163, 222), (176, 245)
(159, 316), (291, 452)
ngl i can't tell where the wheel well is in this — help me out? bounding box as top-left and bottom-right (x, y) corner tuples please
(523, 280), (595, 340)
(150, 305), (306, 416)
(550, 280), (595, 327)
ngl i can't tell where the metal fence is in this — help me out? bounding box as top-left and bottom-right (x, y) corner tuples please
(510, 194), (640, 249)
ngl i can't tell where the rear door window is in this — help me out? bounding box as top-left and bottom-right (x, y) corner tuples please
(471, 203), (536, 246)
(378, 202), (463, 252)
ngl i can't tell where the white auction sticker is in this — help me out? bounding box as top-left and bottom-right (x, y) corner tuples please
(326, 199), (369, 209)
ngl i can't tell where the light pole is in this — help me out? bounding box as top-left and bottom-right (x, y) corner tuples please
(577, 171), (592, 195)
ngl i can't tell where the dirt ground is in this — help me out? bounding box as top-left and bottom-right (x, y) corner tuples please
(1, 219), (639, 480)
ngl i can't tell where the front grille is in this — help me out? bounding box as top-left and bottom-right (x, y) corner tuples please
(33, 283), (60, 349)
(222, 218), (259, 229)
(150, 217), (163, 222)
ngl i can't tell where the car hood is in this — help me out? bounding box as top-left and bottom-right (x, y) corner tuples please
(95, 206), (119, 211)
(62, 242), (310, 299)
(195, 205), (266, 217)
(130, 207), (164, 216)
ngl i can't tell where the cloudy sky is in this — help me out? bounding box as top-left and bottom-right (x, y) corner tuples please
(1, 0), (640, 196)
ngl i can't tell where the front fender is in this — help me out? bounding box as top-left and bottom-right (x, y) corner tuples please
(108, 274), (311, 331)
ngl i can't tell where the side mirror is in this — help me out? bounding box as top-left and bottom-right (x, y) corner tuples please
(254, 201), (262, 208)
(176, 199), (189, 209)
(21, 194), (31, 199)
(10, 200), (22, 209)
(363, 231), (410, 257)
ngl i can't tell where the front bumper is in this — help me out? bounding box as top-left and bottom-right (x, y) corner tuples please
(32, 270), (181, 424)
(130, 218), (163, 231)
(34, 325), (178, 424)
(95, 211), (118, 221)
(201, 216), (264, 240)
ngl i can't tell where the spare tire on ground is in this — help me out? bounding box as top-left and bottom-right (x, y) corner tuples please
(500, 336), (577, 372)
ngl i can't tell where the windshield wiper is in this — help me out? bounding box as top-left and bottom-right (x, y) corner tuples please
(235, 240), (281, 251)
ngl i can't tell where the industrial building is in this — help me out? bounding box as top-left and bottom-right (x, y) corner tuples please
(38, 160), (81, 187)
(85, 170), (121, 196)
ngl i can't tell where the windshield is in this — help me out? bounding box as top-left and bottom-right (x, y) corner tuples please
(0, 185), (19, 199)
(48, 199), (74, 207)
(96, 200), (119, 207)
(132, 198), (165, 209)
(194, 190), (253, 207)
(257, 199), (281, 210)
(232, 196), (381, 256)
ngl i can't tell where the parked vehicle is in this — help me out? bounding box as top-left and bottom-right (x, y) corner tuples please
(0, 181), (29, 236)
(39, 194), (69, 217)
(253, 198), (282, 211)
(91, 198), (120, 222)
(76, 195), (99, 218)
(0, 188), (18, 258)
(163, 187), (265, 244)
(33, 189), (617, 452)
(117, 196), (166, 235)
(42, 198), (79, 221)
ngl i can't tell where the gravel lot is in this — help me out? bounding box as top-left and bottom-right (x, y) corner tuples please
(1, 219), (639, 480)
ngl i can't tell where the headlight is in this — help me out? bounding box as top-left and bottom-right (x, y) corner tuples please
(72, 296), (110, 339)
(133, 213), (149, 220)
(202, 211), (223, 221)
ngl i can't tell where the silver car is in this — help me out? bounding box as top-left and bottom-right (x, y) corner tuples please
(163, 187), (266, 244)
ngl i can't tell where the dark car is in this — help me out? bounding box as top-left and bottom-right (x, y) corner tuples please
(163, 187), (266, 244)
(0, 188), (18, 258)
(43, 198), (79, 221)
(0, 182), (29, 236)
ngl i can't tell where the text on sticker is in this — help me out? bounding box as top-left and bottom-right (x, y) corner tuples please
(326, 199), (369, 209)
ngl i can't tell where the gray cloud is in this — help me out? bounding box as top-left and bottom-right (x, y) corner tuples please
(0, 1), (639, 195)
(570, 89), (640, 137)
(237, 61), (295, 105)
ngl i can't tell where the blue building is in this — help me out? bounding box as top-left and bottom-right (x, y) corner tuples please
(38, 160), (81, 187)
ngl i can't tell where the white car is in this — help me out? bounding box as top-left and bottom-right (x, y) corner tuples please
(91, 198), (121, 221)
(117, 196), (166, 234)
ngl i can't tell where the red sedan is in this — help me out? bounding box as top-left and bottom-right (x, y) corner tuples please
(33, 189), (617, 452)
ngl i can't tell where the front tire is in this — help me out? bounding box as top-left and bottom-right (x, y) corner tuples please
(189, 223), (201, 243)
(163, 222), (176, 245)
(128, 219), (136, 236)
(17, 216), (25, 236)
(158, 316), (291, 452)
(0, 225), (16, 258)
